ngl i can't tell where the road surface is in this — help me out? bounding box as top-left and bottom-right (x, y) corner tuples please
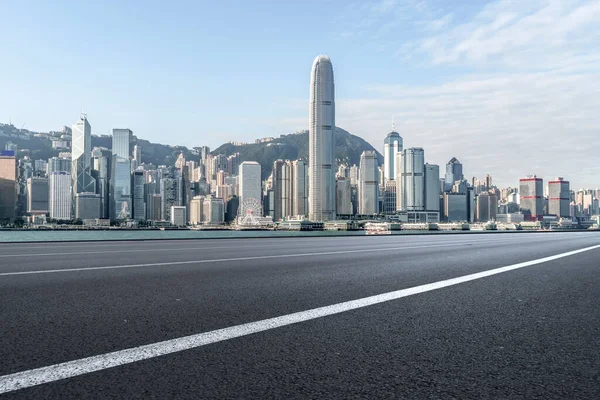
(1, 232), (599, 399)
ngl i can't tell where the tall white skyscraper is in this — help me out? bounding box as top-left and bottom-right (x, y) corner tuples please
(71, 115), (96, 194)
(397, 148), (425, 211)
(358, 151), (379, 215)
(309, 55), (336, 221)
(383, 130), (402, 181)
(49, 171), (72, 220)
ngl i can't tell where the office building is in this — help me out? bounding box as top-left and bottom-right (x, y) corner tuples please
(111, 157), (132, 220)
(170, 206), (186, 226)
(239, 161), (262, 205)
(548, 177), (570, 217)
(443, 192), (468, 222)
(358, 151), (379, 215)
(26, 177), (49, 214)
(71, 115), (96, 194)
(336, 177), (352, 215)
(132, 170), (145, 221)
(75, 193), (101, 220)
(476, 192), (498, 222)
(444, 157), (464, 192)
(189, 195), (205, 225)
(291, 159), (308, 217)
(47, 156), (71, 174)
(48, 172), (72, 220)
(112, 129), (132, 160)
(383, 130), (402, 180)
(272, 160), (292, 221)
(146, 193), (162, 221)
(202, 196), (225, 224)
(424, 163), (440, 212)
(397, 148), (425, 211)
(383, 180), (397, 214)
(0, 155), (18, 221)
(308, 55), (336, 221)
(519, 177), (544, 221)
(133, 144), (142, 166)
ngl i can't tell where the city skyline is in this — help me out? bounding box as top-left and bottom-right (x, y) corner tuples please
(1, 1), (598, 189)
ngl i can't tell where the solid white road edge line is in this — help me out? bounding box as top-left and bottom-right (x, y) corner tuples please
(1, 243), (599, 394)
(0, 238), (529, 276)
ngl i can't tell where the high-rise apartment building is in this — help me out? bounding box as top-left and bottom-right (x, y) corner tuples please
(48, 171), (72, 220)
(519, 176), (544, 221)
(548, 177), (570, 218)
(397, 148), (425, 211)
(383, 131), (402, 181)
(358, 151), (379, 215)
(71, 115), (96, 194)
(112, 129), (132, 160)
(308, 55), (336, 221)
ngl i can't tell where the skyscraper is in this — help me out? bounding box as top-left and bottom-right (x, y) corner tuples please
(383, 130), (403, 181)
(424, 163), (440, 212)
(291, 159), (309, 217)
(112, 129), (132, 160)
(48, 171), (72, 220)
(358, 151), (379, 215)
(26, 177), (49, 214)
(397, 148), (425, 211)
(111, 157), (132, 220)
(309, 55), (336, 221)
(336, 177), (352, 215)
(132, 170), (146, 221)
(133, 144), (142, 166)
(548, 177), (570, 218)
(272, 160), (292, 221)
(444, 157), (463, 192)
(71, 115), (96, 194)
(519, 176), (544, 221)
(0, 155), (18, 221)
(239, 161), (262, 206)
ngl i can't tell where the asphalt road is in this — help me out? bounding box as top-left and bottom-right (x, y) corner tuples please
(1, 232), (599, 399)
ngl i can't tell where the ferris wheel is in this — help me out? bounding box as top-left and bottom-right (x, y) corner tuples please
(238, 198), (263, 226)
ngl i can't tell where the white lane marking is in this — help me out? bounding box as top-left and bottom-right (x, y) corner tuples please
(0, 235), (537, 258)
(0, 237), (548, 276)
(1, 243), (598, 394)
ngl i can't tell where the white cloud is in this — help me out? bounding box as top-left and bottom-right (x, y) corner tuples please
(324, 0), (600, 188)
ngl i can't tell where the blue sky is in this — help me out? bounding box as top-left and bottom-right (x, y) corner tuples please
(1, 0), (599, 188)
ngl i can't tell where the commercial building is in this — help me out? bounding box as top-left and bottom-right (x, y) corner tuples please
(548, 177), (570, 217)
(443, 192), (468, 222)
(49, 171), (72, 220)
(146, 193), (162, 222)
(519, 177), (544, 221)
(424, 163), (440, 212)
(239, 161), (262, 215)
(0, 155), (18, 221)
(112, 129), (132, 160)
(336, 177), (352, 216)
(383, 130), (402, 181)
(71, 115), (96, 194)
(132, 170), (145, 221)
(75, 193), (101, 220)
(291, 159), (308, 217)
(111, 157), (132, 220)
(308, 55), (336, 221)
(382, 180), (397, 214)
(170, 206), (186, 226)
(26, 177), (49, 214)
(272, 160), (292, 221)
(358, 151), (379, 215)
(476, 192), (498, 222)
(397, 148), (425, 212)
(202, 196), (225, 224)
(444, 157), (464, 192)
(47, 156), (71, 174)
(189, 195), (205, 225)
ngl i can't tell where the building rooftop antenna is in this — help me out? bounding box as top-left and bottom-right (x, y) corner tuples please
(392, 116), (396, 132)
